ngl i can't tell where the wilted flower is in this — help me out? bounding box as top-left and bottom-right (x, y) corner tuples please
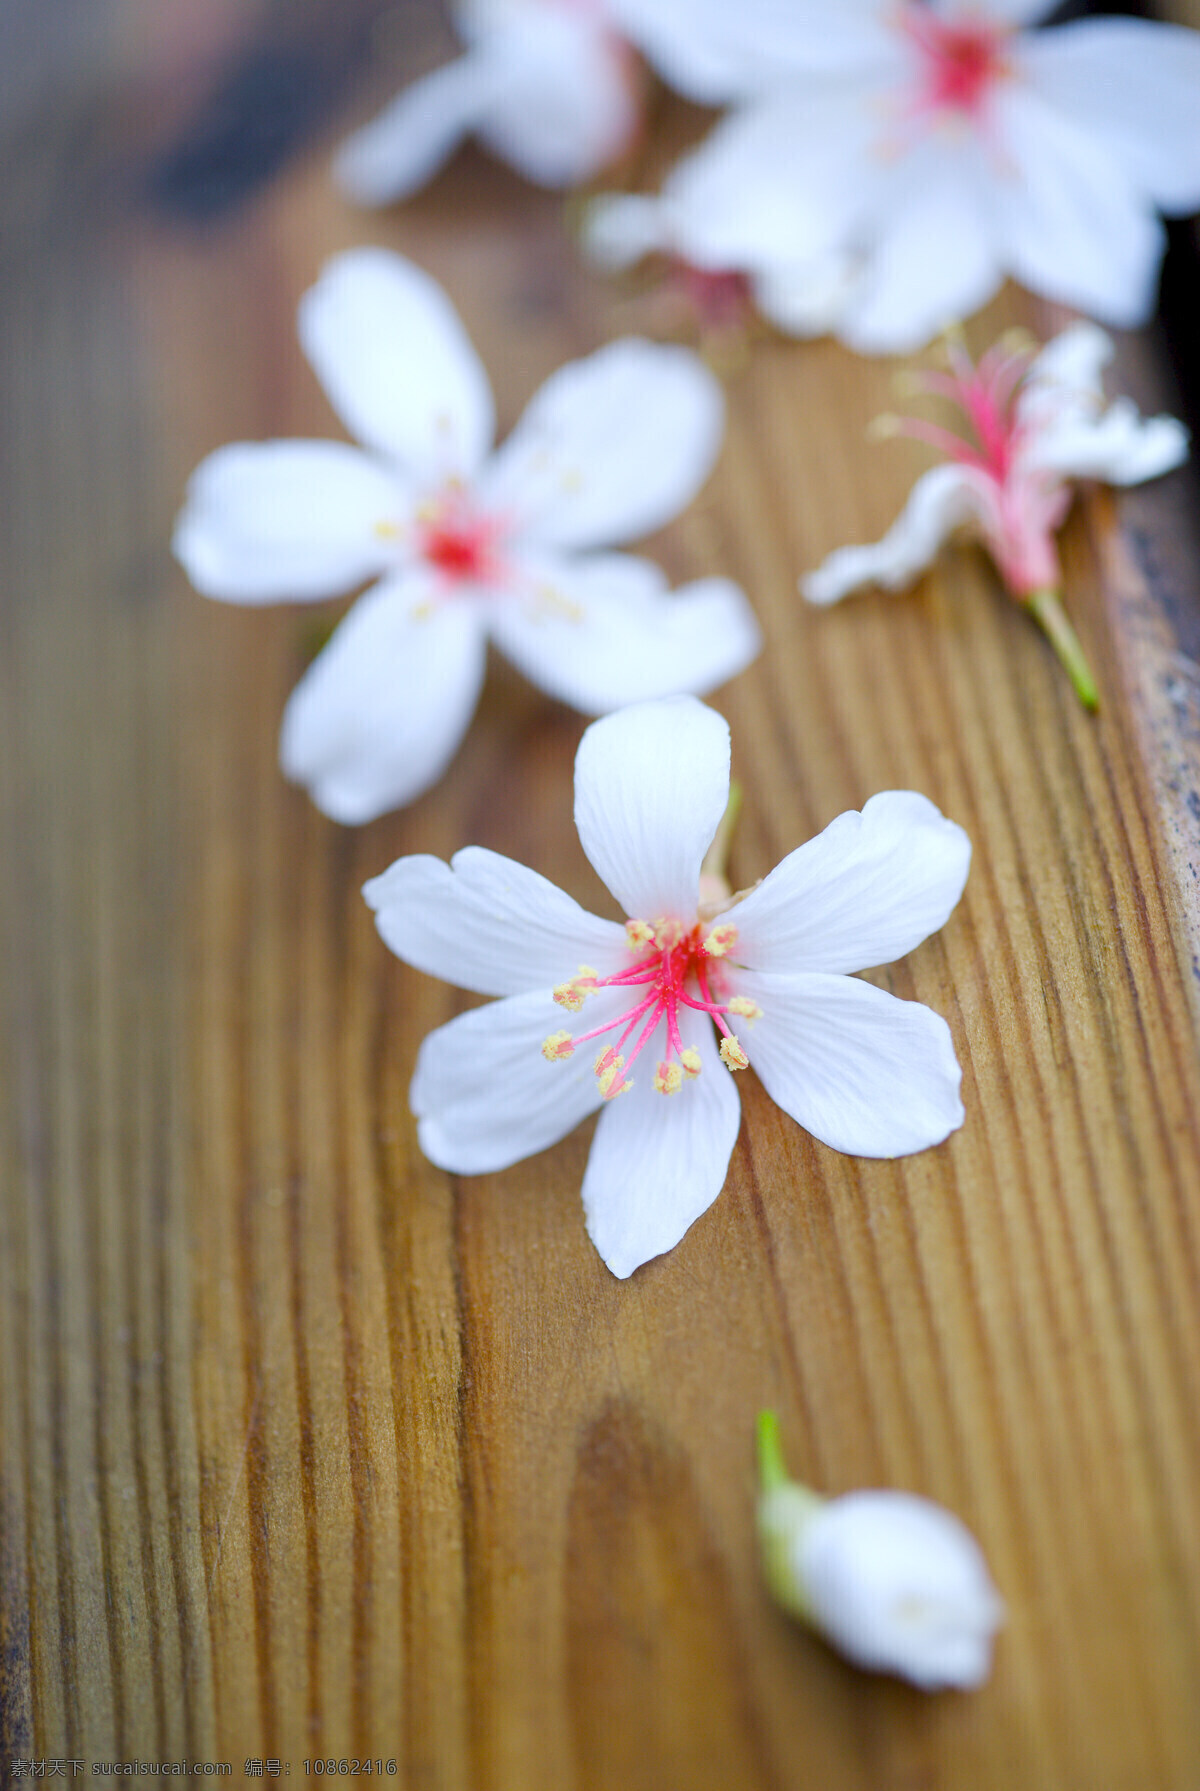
(364, 697), (970, 1277)
(174, 249), (759, 821)
(615, 1), (1200, 352)
(802, 323), (1189, 707)
(756, 1412), (1004, 1690)
(334, 0), (769, 206)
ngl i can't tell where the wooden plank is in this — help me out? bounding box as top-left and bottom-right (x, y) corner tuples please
(3, 5), (1200, 1786)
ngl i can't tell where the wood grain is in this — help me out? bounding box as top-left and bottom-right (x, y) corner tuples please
(3, 5), (1200, 1786)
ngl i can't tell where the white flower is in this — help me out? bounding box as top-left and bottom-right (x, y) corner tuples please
(802, 323), (1188, 707)
(582, 191), (857, 339)
(334, 0), (768, 206)
(173, 249), (760, 822)
(622, 0), (1200, 352)
(364, 697), (970, 1278)
(757, 1412), (1003, 1691)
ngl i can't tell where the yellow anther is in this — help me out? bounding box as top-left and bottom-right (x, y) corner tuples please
(542, 1030), (575, 1062)
(554, 965), (599, 1010)
(597, 1053), (628, 1099)
(654, 1061), (683, 1096)
(626, 919), (656, 949)
(720, 1035), (749, 1072)
(703, 923), (738, 958)
(728, 995), (762, 1021)
(654, 918), (683, 950)
(374, 518), (402, 539)
(680, 1047), (702, 1080)
(867, 412), (902, 442)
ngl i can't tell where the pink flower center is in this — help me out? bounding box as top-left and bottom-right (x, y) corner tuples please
(542, 918), (759, 1098)
(899, 7), (1009, 122)
(884, 334), (1069, 595)
(413, 486), (509, 591)
(670, 261), (754, 333)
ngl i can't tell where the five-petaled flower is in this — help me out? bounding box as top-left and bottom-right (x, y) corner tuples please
(756, 1412), (1004, 1690)
(612, 0), (1200, 352)
(802, 322), (1189, 707)
(364, 697), (970, 1278)
(173, 248), (760, 822)
(334, 0), (767, 206)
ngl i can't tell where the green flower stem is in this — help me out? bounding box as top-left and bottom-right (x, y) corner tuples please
(756, 1409), (790, 1493)
(702, 779), (743, 888)
(1025, 587), (1099, 711)
(756, 1411), (824, 1621)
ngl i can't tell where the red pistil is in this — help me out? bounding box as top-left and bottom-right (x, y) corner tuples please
(416, 487), (506, 590)
(901, 7), (1008, 120)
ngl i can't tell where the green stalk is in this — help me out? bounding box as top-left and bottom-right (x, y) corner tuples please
(701, 779), (743, 888)
(1025, 587), (1099, 711)
(756, 1409), (789, 1493)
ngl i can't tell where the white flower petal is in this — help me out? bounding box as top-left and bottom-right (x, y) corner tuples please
(662, 0), (904, 75)
(364, 846), (625, 997)
(991, 85), (1165, 329)
(581, 1005), (742, 1278)
(751, 249), (861, 338)
(735, 971), (965, 1158)
(297, 248), (494, 476)
(279, 573), (486, 822)
(1023, 19), (1200, 215)
(333, 48), (517, 205)
(801, 465), (979, 605)
(172, 440), (398, 603)
(933, 0), (1051, 22)
(573, 697), (731, 921)
(1016, 322), (1190, 485)
(606, 0), (769, 101)
(580, 193), (672, 271)
(411, 989), (604, 1175)
(1019, 319), (1113, 413)
(799, 1490), (1004, 1690)
(836, 154), (1001, 355)
(661, 84), (889, 273)
(487, 553), (761, 714)
(731, 791), (970, 975)
(473, 12), (637, 187)
(480, 338), (724, 552)
(1029, 400), (1189, 489)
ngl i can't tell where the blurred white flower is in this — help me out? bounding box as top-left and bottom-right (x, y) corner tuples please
(620, 0), (1200, 352)
(334, 0), (767, 205)
(803, 322), (1189, 706)
(756, 1412), (1004, 1691)
(364, 697), (970, 1278)
(174, 249), (759, 822)
(582, 190), (856, 340)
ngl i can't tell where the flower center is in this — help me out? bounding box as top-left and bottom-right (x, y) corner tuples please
(414, 485), (507, 588)
(900, 8), (1008, 121)
(670, 260), (754, 332)
(542, 917), (761, 1099)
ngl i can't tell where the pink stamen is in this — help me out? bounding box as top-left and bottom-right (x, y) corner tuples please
(887, 335), (1064, 597)
(555, 920), (749, 1098)
(899, 7), (1009, 120)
